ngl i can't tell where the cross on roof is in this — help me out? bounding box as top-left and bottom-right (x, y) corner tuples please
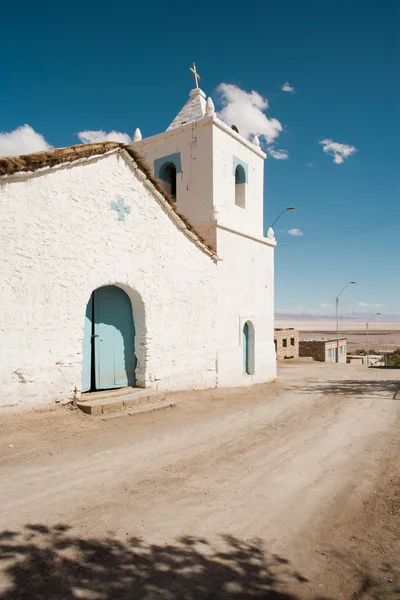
(189, 63), (200, 89)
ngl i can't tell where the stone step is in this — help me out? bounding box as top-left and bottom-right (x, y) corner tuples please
(80, 387), (137, 402)
(101, 400), (176, 421)
(76, 388), (168, 416)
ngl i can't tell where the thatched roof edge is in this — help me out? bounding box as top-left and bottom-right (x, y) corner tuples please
(0, 142), (217, 259)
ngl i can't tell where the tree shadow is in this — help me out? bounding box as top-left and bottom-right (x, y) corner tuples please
(0, 525), (332, 600)
(299, 380), (400, 398)
(330, 549), (400, 600)
(370, 366), (400, 370)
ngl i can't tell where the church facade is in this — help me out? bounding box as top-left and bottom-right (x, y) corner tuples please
(0, 82), (276, 407)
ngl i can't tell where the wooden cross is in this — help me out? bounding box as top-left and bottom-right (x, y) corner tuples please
(189, 63), (200, 89)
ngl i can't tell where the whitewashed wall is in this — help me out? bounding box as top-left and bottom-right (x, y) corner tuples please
(216, 228), (276, 387)
(0, 151), (217, 406)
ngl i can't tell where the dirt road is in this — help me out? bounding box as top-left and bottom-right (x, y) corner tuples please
(1, 363), (399, 599)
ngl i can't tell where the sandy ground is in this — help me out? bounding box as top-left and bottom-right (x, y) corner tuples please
(1, 363), (399, 599)
(299, 329), (400, 354)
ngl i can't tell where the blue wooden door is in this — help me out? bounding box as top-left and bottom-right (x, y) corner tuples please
(82, 294), (93, 393)
(82, 286), (135, 392)
(94, 286), (135, 390)
(243, 322), (249, 374)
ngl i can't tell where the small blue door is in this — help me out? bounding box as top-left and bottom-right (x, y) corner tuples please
(94, 286), (135, 390)
(82, 286), (135, 392)
(243, 322), (249, 374)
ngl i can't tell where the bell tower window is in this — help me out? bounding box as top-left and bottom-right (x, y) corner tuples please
(159, 162), (177, 200)
(233, 157), (248, 209)
(235, 165), (246, 208)
(154, 152), (182, 202)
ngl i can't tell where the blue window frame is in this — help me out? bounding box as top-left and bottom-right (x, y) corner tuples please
(232, 156), (248, 182)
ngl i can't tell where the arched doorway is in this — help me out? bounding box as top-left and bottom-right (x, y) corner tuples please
(82, 286), (136, 392)
(243, 321), (255, 375)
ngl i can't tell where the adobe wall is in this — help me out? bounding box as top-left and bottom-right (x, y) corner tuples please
(274, 329), (299, 359)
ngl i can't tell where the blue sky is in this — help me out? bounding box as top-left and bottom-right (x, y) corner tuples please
(1, 0), (398, 318)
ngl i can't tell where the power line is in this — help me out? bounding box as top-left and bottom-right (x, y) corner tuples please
(271, 209), (400, 239)
(279, 218), (400, 246)
(280, 211), (400, 242)
(278, 212), (400, 246)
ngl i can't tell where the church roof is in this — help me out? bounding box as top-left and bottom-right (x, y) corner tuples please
(0, 142), (143, 178)
(0, 141), (217, 259)
(167, 88), (207, 130)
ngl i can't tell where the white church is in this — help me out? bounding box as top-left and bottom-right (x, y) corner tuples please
(0, 68), (276, 407)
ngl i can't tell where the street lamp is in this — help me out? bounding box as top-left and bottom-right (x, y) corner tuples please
(268, 207), (298, 230)
(335, 281), (356, 363)
(366, 312), (381, 366)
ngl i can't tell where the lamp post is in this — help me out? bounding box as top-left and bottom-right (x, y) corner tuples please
(268, 207), (298, 231)
(335, 281), (356, 363)
(366, 312), (381, 366)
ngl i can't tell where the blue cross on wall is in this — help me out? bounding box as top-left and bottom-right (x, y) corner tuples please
(111, 197), (131, 221)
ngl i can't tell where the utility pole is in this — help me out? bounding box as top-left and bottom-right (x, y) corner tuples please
(335, 282), (356, 363)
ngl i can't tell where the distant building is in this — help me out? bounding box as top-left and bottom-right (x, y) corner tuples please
(347, 354), (384, 366)
(347, 355), (364, 365)
(274, 328), (299, 359)
(299, 338), (347, 363)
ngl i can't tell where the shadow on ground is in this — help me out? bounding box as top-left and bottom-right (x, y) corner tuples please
(299, 379), (400, 398)
(370, 366), (400, 370)
(0, 525), (332, 600)
(330, 549), (400, 600)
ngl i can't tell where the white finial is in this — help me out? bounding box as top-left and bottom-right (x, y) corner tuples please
(133, 128), (142, 142)
(206, 97), (215, 117)
(252, 135), (260, 147)
(189, 63), (201, 89)
(267, 227), (275, 240)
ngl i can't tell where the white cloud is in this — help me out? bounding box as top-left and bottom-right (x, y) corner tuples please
(77, 130), (132, 145)
(268, 147), (289, 160)
(216, 83), (283, 146)
(306, 162), (314, 168)
(320, 303), (334, 308)
(357, 302), (383, 308)
(288, 228), (303, 236)
(0, 124), (52, 157)
(0, 125), (133, 157)
(281, 82), (295, 93)
(319, 138), (357, 164)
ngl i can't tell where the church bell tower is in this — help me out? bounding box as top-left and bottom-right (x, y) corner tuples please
(132, 64), (267, 250)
